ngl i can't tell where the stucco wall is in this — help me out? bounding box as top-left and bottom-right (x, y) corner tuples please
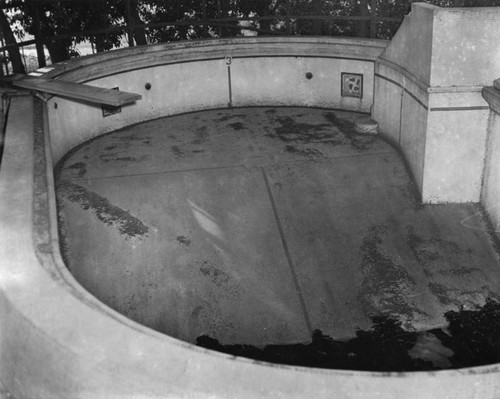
(431, 7), (500, 87)
(482, 86), (500, 232)
(373, 2), (495, 203)
(379, 3), (435, 86)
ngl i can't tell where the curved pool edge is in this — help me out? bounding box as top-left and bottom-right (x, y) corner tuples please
(1, 38), (500, 398)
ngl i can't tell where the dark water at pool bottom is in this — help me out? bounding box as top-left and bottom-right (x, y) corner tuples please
(196, 299), (500, 372)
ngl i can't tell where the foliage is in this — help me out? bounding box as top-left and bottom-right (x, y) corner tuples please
(1, 0), (500, 71)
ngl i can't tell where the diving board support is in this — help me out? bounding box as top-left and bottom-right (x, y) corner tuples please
(13, 77), (141, 107)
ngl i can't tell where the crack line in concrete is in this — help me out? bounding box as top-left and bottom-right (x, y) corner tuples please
(63, 150), (394, 183)
(260, 166), (313, 337)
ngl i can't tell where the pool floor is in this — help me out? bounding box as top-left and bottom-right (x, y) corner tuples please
(56, 107), (500, 368)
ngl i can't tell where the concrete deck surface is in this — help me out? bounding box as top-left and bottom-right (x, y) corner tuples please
(56, 107), (500, 348)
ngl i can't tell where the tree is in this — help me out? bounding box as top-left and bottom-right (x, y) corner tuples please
(0, 7), (24, 73)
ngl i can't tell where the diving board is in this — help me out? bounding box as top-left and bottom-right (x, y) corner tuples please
(13, 77), (141, 107)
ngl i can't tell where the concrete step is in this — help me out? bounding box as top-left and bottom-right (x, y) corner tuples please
(354, 116), (378, 134)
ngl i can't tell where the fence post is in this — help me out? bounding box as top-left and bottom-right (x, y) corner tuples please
(126, 0), (134, 47)
(201, 0), (208, 38)
(370, 0), (376, 38)
(32, 2), (46, 68)
(285, 0), (291, 35)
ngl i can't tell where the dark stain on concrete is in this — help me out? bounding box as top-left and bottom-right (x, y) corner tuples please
(100, 152), (118, 160)
(99, 154), (148, 163)
(323, 112), (376, 151)
(57, 180), (149, 239)
(171, 145), (184, 157)
(198, 260), (241, 300)
(229, 122), (245, 131)
(176, 235), (191, 247)
(358, 225), (419, 324)
(438, 266), (482, 277)
(67, 161), (87, 178)
(199, 261), (230, 288)
(407, 226), (465, 267)
(269, 116), (341, 145)
(114, 156), (146, 163)
(192, 127), (209, 145)
(284, 144), (323, 158)
(197, 299), (500, 371)
(118, 134), (153, 142)
(217, 114), (246, 122)
(192, 305), (204, 318)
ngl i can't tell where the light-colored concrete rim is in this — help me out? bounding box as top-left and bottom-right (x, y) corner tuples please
(2, 37), (500, 399)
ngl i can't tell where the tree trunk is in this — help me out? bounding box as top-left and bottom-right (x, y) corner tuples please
(218, 0), (231, 37)
(312, 0), (322, 36)
(130, 0), (147, 45)
(45, 40), (69, 63)
(0, 9), (25, 74)
(89, 0), (106, 52)
(357, 0), (369, 38)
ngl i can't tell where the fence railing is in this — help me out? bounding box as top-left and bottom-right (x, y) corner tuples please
(0, 0), (404, 75)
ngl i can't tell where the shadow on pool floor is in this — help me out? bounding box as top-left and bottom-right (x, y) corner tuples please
(197, 298), (500, 372)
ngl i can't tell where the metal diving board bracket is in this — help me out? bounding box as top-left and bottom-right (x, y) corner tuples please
(13, 76), (142, 107)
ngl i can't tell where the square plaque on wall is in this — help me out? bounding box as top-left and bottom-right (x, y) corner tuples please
(341, 73), (363, 99)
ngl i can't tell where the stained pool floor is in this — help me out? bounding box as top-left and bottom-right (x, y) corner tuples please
(56, 107), (500, 370)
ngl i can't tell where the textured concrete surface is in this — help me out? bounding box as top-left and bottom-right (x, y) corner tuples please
(56, 107), (500, 347)
(374, 3), (495, 203)
(482, 88), (500, 234)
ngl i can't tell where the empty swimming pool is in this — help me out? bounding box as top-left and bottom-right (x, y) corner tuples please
(3, 12), (500, 396)
(55, 106), (500, 371)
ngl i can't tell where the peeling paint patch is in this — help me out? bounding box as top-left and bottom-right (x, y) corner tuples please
(111, 156), (147, 163)
(269, 116), (341, 145)
(198, 260), (241, 300)
(229, 122), (245, 131)
(407, 225), (490, 308)
(192, 127), (209, 145)
(284, 145), (323, 158)
(217, 114), (246, 122)
(428, 282), (457, 306)
(67, 161), (87, 178)
(177, 235), (191, 247)
(171, 145), (184, 157)
(200, 262), (230, 288)
(358, 225), (420, 325)
(57, 180), (149, 239)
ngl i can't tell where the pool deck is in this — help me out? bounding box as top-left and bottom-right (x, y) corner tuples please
(56, 107), (500, 349)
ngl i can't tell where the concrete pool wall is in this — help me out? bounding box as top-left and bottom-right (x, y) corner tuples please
(2, 4), (500, 399)
(373, 3), (500, 204)
(43, 36), (385, 165)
